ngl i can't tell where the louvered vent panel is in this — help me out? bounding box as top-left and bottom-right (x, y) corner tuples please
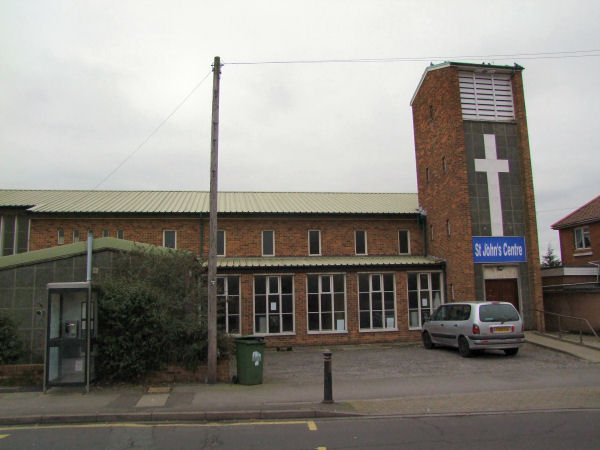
(459, 71), (515, 121)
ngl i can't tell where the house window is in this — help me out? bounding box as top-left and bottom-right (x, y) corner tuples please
(408, 272), (443, 329)
(355, 230), (367, 255)
(73, 230), (80, 243)
(262, 230), (274, 256)
(574, 226), (591, 250)
(217, 230), (226, 256)
(358, 273), (396, 330)
(307, 274), (346, 332)
(117, 230), (124, 239)
(217, 276), (240, 334)
(308, 230), (321, 255)
(254, 275), (294, 334)
(398, 230), (410, 254)
(102, 230), (109, 238)
(58, 229), (65, 245)
(163, 230), (177, 249)
(1, 215), (28, 256)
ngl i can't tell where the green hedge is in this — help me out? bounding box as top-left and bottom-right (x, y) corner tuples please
(0, 312), (22, 365)
(95, 247), (229, 382)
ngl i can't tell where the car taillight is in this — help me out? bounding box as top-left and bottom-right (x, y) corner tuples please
(473, 324), (480, 334)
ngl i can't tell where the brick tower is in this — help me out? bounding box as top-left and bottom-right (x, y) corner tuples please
(411, 62), (543, 330)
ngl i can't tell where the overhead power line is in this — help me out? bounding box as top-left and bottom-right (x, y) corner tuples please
(225, 49), (600, 65)
(93, 69), (213, 190)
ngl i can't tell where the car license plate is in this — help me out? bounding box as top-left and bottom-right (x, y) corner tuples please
(494, 326), (511, 333)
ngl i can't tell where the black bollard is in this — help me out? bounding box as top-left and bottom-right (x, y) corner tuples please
(323, 350), (333, 404)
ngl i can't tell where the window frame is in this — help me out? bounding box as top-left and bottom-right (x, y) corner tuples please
(102, 230), (110, 238)
(262, 230), (275, 256)
(407, 271), (444, 330)
(163, 230), (177, 249)
(398, 229), (410, 255)
(58, 229), (65, 245)
(73, 230), (80, 243)
(253, 274), (295, 335)
(355, 230), (367, 255)
(306, 273), (347, 333)
(574, 226), (591, 250)
(117, 230), (124, 239)
(217, 275), (241, 335)
(358, 272), (397, 332)
(308, 230), (321, 256)
(217, 229), (226, 256)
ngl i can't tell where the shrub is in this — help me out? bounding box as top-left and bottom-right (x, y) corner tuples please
(0, 312), (23, 364)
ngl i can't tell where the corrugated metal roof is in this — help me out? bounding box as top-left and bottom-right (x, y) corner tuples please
(0, 238), (160, 270)
(0, 190), (418, 215)
(216, 255), (441, 269)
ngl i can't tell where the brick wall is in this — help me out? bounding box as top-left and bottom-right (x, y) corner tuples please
(558, 221), (600, 266)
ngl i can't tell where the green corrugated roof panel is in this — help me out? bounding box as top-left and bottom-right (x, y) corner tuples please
(0, 190), (418, 215)
(0, 238), (159, 270)
(216, 255), (441, 269)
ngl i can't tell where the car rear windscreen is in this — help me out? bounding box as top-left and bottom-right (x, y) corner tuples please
(479, 304), (520, 322)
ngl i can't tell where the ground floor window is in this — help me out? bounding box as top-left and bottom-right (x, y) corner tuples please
(358, 273), (396, 330)
(408, 272), (443, 329)
(217, 276), (240, 334)
(307, 274), (346, 332)
(254, 275), (294, 334)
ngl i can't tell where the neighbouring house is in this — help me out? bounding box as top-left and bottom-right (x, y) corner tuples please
(542, 195), (600, 331)
(0, 61), (545, 363)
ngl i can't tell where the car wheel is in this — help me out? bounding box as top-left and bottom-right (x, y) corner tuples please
(504, 348), (519, 356)
(422, 331), (435, 349)
(458, 336), (471, 357)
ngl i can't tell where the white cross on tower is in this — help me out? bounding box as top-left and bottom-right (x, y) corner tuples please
(475, 134), (509, 236)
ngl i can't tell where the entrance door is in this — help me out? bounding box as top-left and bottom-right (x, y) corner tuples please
(484, 279), (519, 312)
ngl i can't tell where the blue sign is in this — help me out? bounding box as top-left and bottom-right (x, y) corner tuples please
(472, 236), (527, 263)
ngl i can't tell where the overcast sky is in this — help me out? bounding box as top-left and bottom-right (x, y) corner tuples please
(1, 1), (599, 260)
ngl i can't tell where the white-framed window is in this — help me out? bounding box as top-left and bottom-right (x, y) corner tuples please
(217, 230), (226, 256)
(217, 276), (240, 335)
(102, 230), (109, 238)
(308, 230), (321, 256)
(398, 230), (410, 254)
(262, 230), (274, 256)
(58, 229), (65, 245)
(163, 230), (177, 249)
(408, 272), (444, 329)
(307, 274), (346, 332)
(358, 273), (396, 331)
(355, 230), (367, 255)
(254, 275), (294, 334)
(117, 230), (124, 239)
(73, 230), (80, 243)
(0, 215), (28, 256)
(574, 226), (591, 250)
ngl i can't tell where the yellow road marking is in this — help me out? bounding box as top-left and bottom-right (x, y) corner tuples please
(0, 420), (316, 432)
(0, 434), (9, 439)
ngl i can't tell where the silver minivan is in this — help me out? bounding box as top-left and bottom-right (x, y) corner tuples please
(422, 301), (525, 357)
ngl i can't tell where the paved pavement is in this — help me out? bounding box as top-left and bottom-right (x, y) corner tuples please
(1, 332), (599, 425)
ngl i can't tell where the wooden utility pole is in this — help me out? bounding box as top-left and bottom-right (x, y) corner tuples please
(207, 56), (221, 384)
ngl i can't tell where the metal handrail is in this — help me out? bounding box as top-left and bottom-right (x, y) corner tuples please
(534, 309), (600, 344)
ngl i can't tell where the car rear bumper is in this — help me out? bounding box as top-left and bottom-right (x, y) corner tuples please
(467, 334), (525, 349)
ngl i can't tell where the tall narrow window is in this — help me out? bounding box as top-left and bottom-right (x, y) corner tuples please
(163, 230), (177, 249)
(1, 215), (15, 256)
(73, 230), (80, 243)
(217, 230), (226, 256)
(574, 226), (591, 250)
(442, 156), (447, 173)
(102, 230), (109, 238)
(430, 225), (434, 242)
(117, 230), (124, 239)
(398, 230), (410, 254)
(355, 230), (367, 255)
(426, 168), (430, 183)
(58, 229), (65, 245)
(307, 274), (346, 332)
(446, 219), (451, 236)
(308, 230), (321, 255)
(408, 272), (443, 329)
(358, 273), (396, 330)
(254, 275), (294, 334)
(217, 276), (240, 334)
(262, 230), (274, 256)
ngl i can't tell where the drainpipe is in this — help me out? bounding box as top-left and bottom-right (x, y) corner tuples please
(85, 231), (93, 393)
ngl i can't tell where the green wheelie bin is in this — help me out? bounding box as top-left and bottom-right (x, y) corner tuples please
(235, 336), (265, 385)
